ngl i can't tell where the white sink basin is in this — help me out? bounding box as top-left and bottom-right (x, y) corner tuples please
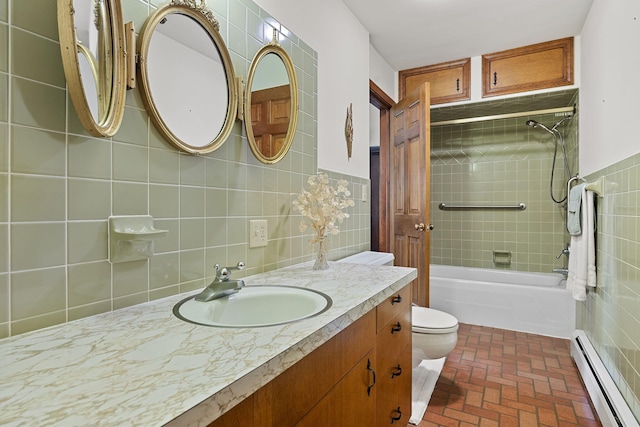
(173, 285), (332, 328)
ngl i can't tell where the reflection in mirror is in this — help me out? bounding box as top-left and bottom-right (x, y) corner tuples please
(138, 1), (238, 154)
(58, 0), (127, 137)
(245, 38), (298, 164)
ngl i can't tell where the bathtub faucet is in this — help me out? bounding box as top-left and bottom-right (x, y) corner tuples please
(553, 267), (568, 278)
(556, 244), (570, 260)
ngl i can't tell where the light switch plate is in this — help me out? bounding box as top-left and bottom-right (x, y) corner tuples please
(249, 220), (268, 248)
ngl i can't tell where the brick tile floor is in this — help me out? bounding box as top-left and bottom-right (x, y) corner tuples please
(411, 323), (602, 427)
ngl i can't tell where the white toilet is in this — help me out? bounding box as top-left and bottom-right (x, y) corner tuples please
(412, 306), (458, 367)
(338, 251), (459, 368)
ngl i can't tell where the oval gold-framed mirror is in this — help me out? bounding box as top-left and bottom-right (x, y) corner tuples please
(137, 0), (238, 155)
(244, 36), (299, 164)
(57, 0), (127, 137)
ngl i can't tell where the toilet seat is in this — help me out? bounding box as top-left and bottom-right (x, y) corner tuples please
(412, 307), (459, 334)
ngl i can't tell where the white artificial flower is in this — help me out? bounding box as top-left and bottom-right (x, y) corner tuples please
(292, 172), (354, 244)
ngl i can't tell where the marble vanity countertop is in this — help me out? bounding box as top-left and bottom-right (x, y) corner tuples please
(0, 261), (416, 427)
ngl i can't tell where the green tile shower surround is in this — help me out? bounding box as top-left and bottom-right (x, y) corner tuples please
(430, 90), (579, 274)
(0, 0), (370, 338)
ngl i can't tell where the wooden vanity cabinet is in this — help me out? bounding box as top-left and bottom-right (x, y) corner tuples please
(399, 58), (470, 105)
(482, 37), (574, 98)
(207, 283), (412, 427)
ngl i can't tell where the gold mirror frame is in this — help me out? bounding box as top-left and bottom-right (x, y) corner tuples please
(244, 38), (299, 164)
(137, 0), (238, 155)
(57, 0), (127, 137)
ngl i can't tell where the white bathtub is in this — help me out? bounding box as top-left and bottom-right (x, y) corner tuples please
(429, 264), (576, 338)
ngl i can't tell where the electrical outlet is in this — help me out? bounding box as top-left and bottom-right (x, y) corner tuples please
(362, 184), (368, 202)
(249, 220), (268, 248)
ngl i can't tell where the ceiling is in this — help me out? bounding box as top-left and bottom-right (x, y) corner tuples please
(342, 0), (594, 71)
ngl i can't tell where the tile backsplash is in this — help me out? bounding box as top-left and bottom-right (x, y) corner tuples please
(0, 0), (369, 337)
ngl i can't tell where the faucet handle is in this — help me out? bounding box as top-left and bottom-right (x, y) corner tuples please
(215, 262), (246, 281)
(555, 244), (570, 259)
(230, 261), (245, 271)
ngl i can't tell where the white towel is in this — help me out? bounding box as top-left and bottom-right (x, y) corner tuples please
(586, 190), (596, 288)
(567, 183), (585, 235)
(409, 357), (446, 424)
(566, 187), (596, 300)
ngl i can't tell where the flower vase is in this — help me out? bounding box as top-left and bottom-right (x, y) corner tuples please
(313, 239), (330, 270)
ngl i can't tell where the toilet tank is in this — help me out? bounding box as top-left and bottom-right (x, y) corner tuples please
(337, 251), (394, 266)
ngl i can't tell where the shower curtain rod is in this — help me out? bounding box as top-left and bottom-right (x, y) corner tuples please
(431, 106), (575, 127)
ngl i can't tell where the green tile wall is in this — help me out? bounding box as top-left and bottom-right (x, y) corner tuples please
(577, 152), (640, 420)
(0, 0), (370, 338)
(430, 93), (579, 273)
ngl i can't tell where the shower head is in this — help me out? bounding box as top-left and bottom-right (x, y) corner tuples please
(526, 120), (555, 135)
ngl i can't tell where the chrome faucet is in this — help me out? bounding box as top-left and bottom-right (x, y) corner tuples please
(556, 243), (570, 260)
(194, 262), (246, 302)
(553, 267), (569, 277)
(553, 244), (570, 278)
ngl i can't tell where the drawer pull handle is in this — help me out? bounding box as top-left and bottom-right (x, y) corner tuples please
(493, 71), (498, 86)
(366, 358), (376, 396)
(456, 78), (460, 92)
(391, 365), (402, 378)
(391, 322), (402, 334)
(390, 407), (402, 423)
(391, 295), (402, 304)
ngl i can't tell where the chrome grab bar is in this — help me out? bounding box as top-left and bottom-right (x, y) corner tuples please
(438, 202), (526, 211)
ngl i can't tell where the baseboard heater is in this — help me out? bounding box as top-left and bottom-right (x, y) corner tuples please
(571, 330), (640, 427)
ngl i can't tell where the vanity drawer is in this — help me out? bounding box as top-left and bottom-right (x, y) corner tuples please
(376, 307), (411, 369)
(376, 345), (412, 427)
(376, 284), (411, 333)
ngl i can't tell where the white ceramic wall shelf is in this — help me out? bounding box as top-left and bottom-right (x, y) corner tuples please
(108, 215), (168, 263)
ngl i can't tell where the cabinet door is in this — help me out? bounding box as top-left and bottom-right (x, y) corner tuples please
(399, 58), (470, 105)
(296, 351), (377, 427)
(254, 310), (376, 427)
(483, 37), (573, 97)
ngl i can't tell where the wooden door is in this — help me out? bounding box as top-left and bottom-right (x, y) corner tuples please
(250, 84), (291, 157)
(390, 84), (431, 307)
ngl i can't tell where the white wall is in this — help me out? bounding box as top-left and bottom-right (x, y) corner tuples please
(369, 45), (397, 102)
(253, 0), (371, 179)
(580, 0), (640, 175)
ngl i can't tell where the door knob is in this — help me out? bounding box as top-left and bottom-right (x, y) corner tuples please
(414, 223), (434, 232)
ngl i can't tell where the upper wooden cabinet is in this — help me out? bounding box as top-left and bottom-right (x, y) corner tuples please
(399, 58), (470, 104)
(482, 37), (574, 98)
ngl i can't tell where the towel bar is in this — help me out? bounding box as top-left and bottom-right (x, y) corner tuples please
(438, 202), (526, 211)
(585, 176), (604, 196)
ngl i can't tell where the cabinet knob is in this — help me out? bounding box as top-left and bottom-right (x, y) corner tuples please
(391, 322), (402, 334)
(390, 407), (402, 423)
